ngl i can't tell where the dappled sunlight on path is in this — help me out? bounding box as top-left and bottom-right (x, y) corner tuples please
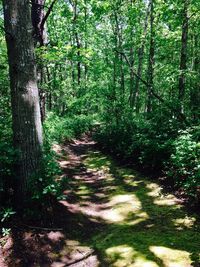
(4, 137), (199, 266)
(53, 136), (200, 267)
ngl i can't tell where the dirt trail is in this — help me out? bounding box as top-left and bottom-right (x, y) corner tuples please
(1, 136), (200, 266)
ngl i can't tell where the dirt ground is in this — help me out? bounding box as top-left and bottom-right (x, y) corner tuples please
(1, 136), (200, 266)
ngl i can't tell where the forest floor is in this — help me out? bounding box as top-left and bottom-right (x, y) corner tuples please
(1, 135), (200, 267)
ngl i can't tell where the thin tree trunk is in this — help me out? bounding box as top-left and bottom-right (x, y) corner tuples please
(84, 0), (88, 90)
(114, 9), (125, 98)
(31, 0), (45, 46)
(135, 1), (151, 113)
(190, 34), (200, 122)
(49, 93), (52, 110)
(76, 32), (81, 86)
(129, 0), (134, 108)
(45, 66), (52, 111)
(178, 0), (189, 113)
(3, 0), (43, 206)
(146, 0), (155, 114)
(70, 0), (81, 86)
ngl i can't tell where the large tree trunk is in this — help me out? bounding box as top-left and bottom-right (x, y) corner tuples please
(3, 0), (43, 206)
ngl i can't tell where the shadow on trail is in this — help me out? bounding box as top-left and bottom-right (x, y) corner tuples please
(57, 137), (200, 267)
(5, 136), (200, 267)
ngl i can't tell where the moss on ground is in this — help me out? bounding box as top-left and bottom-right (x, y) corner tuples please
(81, 151), (200, 267)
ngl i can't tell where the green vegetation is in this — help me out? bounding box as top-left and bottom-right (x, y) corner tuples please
(47, 146), (200, 267)
(44, 112), (95, 143)
(0, 0), (199, 205)
(167, 127), (200, 198)
(0, 0), (200, 265)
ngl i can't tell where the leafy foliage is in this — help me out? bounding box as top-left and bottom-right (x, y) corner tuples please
(44, 112), (95, 143)
(0, 0), (200, 207)
(95, 111), (177, 171)
(167, 127), (200, 198)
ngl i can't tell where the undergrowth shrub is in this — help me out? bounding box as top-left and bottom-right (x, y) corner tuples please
(0, 111), (96, 208)
(166, 127), (200, 199)
(0, 127), (13, 193)
(44, 112), (95, 143)
(96, 110), (200, 200)
(72, 115), (95, 137)
(95, 113), (177, 172)
(30, 141), (62, 201)
(0, 110), (13, 204)
(44, 113), (74, 143)
(31, 112), (96, 201)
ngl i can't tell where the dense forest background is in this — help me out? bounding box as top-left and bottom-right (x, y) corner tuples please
(0, 0), (200, 218)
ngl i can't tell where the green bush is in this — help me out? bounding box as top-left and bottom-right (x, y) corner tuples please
(0, 114), (14, 201)
(95, 113), (200, 200)
(44, 112), (74, 143)
(166, 127), (200, 198)
(30, 112), (96, 201)
(44, 112), (95, 143)
(72, 114), (95, 137)
(95, 113), (177, 171)
(30, 141), (62, 200)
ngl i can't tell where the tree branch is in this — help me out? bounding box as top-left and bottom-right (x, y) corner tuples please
(116, 49), (149, 87)
(29, 1), (46, 8)
(65, 249), (94, 266)
(40, 0), (57, 30)
(115, 49), (189, 124)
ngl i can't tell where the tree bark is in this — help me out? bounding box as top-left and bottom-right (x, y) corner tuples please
(70, 0), (81, 86)
(129, 46), (135, 107)
(178, 0), (189, 113)
(31, 0), (49, 122)
(84, 0), (88, 90)
(146, 0), (155, 114)
(114, 8), (125, 98)
(3, 0), (43, 205)
(129, 0), (134, 108)
(135, 1), (151, 113)
(190, 34), (200, 122)
(31, 0), (46, 46)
